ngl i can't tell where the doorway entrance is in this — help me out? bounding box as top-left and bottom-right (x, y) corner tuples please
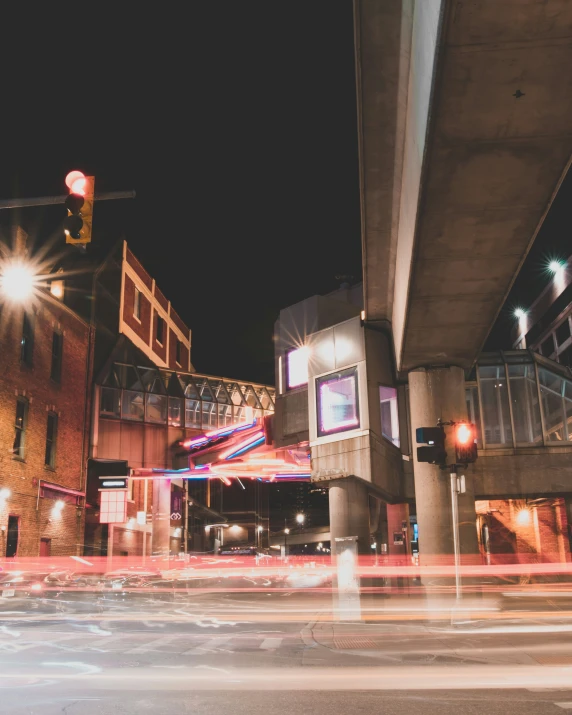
(6, 515), (19, 557)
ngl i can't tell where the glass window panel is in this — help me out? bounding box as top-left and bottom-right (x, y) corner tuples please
(185, 399), (201, 429)
(121, 390), (144, 421)
(13, 399), (27, 458)
(227, 383), (246, 406)
(184, 379), (200, 400)
(146, 394), (167, 423)
(541, 335), (555, 357)
(564, 396), (572, 443)
(559, 345), (572, 368)
(195, 379), (215, 402)
(168, 397), (183, 427)
(508, 365), (543, 445)
(116, 364), (142, 391)
(45, 413), (58, 468)
(217, 404), (231, 427)
(100, 387), (121, 417)
(50, 332), (63, 383)
(287, 346), (309, 388)
(539, 368), (565, 442)
(380, 386), (400, 447)
(478, 366), (512, 446)
(465, 385), (482, 445)
(317, 366), (360, 437)
(556, 320), (571, 347)
(202, 402), (217, 430)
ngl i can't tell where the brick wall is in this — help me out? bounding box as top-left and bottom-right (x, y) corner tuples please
(125, 248), (153, 290)
(0, 295), (91, 557)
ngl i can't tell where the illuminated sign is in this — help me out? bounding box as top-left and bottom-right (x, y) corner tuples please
(98, 476), (128, 490)
(287, 346), (309, 389)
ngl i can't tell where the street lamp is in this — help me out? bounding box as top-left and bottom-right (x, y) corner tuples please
(0, 261), (36, 302)
(296, 513), (305, 525)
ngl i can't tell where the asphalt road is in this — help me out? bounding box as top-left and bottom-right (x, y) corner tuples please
(1, 590), (572, 714)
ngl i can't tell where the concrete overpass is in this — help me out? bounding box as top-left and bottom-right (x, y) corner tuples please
(356, 0), (572, 371)
(349, 0), (572, 559)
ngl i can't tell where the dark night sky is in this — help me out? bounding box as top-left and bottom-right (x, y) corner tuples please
(0, 4), (569, 384)
(0, 3), (361, 386)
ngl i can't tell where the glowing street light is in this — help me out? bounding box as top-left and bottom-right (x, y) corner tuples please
(0, 262), (36, 302)
(296, 513), (305, 525)
(284, 527), (290, 535)
(514, 308), (526, 320)
(549, 260), (564, 275)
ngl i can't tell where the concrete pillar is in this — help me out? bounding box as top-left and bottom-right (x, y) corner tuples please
(152, 479), (171, 557)
(408, 367), (479, 564)
(329, 477), (371, 555)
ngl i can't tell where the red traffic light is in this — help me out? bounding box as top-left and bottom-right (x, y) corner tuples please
(455, 423), (473, 445)
(65, 170), (87, 196)
(454, 422), (477, 464)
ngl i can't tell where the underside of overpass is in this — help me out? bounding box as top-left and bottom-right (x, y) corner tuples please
(356, 0), (572, 372)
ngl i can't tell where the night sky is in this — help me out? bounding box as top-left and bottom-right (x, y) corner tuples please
(0, 3), (569, 385)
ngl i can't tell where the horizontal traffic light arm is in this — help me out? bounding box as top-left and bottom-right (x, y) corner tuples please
(0, 190), (136, 210)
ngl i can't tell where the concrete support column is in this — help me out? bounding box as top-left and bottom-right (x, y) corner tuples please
(329, 477), (371, 555)
(152, 479), (171, 557)
(409, 367), (479, 564)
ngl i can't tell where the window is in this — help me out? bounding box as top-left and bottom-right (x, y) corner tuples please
(50, 279), (64, 300)
(45, 413), (58, 468)
(175, 339), (183, 366)
(379, 386), (400, 447)
(556, 319), (571, 347)
(6, 516), (19, 557)
(316, 366), (360, 437)
(541, 334), (555, 357)
(21, 313), (34, 365)
(50, 331), (63, 383)
(134, 288), (141, 320)
(13, 398), (28, 458)
(477, 366), (512, 446)
(156, 315), (165, 344)
(99, 490), (127, 524)
(287, 346), (309, 389)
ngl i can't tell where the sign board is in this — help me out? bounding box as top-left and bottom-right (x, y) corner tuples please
(98, 476), (128, 490)
(393, 532), (404, 545)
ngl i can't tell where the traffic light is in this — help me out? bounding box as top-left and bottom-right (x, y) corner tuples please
(453, 422), (478, 464)
(64, 171), (95, 245)
(416, 426), (446, 465)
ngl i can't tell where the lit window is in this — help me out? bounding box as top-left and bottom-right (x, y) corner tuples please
(45, 413), (58, 468)
(134, 288), (141, 320)
(50, 279), (64, 300)
(287, 346), (309, 389)
(13, 398), (28, 458)
(100, 490), (127, 523)
(316, 366), (359, 437)
(380, 386), (400, 447)
(156, 315), (165, 344)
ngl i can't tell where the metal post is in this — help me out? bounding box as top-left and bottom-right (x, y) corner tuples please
(450, 468), (461, 599)
(0, 190), (136, 210)
(183, 480), (189, 557)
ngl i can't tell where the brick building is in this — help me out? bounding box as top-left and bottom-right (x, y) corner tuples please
(0, 281), (93, 557)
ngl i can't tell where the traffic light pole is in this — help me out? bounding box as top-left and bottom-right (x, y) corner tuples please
(0, 190), (136, 210)
(449, 466), (462, 600)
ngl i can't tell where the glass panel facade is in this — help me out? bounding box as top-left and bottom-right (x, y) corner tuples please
(508, 364), (543, 445)
(99, 364), (276, 428)
(465, 385), (482, 445)
(100, 387), (120, 417)
(539, 368), (567, 442)
(146, 394), (168, 424)
(185, 399), (201, 428)
(121, 390), (144, 421)
(478, 366), (512, 446)
(168, 397), (183, 427)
